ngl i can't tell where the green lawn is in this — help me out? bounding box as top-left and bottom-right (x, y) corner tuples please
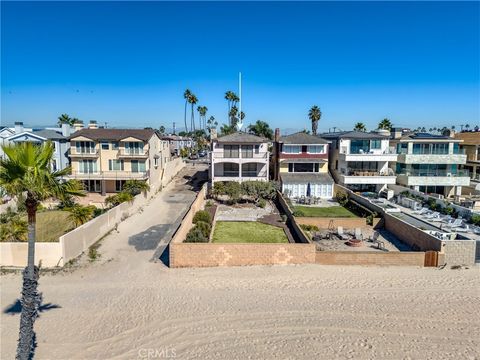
(294, 205), (357, 218)
(212, 221), (288, 243)
(26, 210), (74, 242)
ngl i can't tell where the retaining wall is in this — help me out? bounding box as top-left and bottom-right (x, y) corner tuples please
(296, 217), (367, 229)
(0, 242), (63, 268)
(315, 251), (425, 266)
(443, 240), (477, 266)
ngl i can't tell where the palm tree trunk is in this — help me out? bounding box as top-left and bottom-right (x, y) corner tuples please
(184, 101), (188, 133)
(16, 198), (41, 360)
(191, 105), (196, 132)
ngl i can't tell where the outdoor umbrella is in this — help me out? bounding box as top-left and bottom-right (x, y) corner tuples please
(306, 182), (311, 197)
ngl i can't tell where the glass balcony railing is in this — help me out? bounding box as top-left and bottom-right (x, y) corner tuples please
(397, 170), (470, 177)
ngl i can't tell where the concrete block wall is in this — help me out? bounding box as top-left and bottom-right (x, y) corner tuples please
(170, 243), (316, 268)
(296, 217), (366, 229)
(443, 240), (477, 266)
(315, 251), (425, 267)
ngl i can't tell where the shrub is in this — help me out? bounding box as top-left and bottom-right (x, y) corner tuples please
(105, 191), (134, 207)
(300, 224), (319, 232)
(67, 205), (95, 227)
(336, 192), (348, 206)
(205, 200), (214, 208)
(0, 212), (27, 242)
(185, 227), (208, 243)
(212, 182), (226, 197)
(442, 207), (455, 216)
(193, 210), (212, 224)
(93, 207), (105, 218)
(195, 221), (211, 238)
(471, 214), (480, 226)
(122, 180), (150, 196)
(241, 181), (276, 200)
(88, 245), (100, 261)
(224, 181), (241, 201)
(292, 209), (305, 217)
(258, 198), (267, 208)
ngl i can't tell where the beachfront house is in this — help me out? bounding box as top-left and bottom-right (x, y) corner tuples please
(210, 131), (269, 183)
(391, 132), (470, 198)
(68, 123), (171, 196)
(321, 130), (397, 193)
(273, 130), (334, 199)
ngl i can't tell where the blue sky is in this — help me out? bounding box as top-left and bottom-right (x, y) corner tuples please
(1, 1), (479, 133)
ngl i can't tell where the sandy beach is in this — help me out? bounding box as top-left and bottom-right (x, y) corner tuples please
(1, 264), (479, 360)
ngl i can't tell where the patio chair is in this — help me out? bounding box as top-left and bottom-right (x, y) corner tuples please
(369, 231), (384, 250)
(423, 211), (440, 220)
(413, 207), (429, 215)
(354, 228), (363, 240)
(454, 224), (470, 233)
(337, 226), (349, 240)
(445, 219), (463, 229)
(472, 226), (480, 235)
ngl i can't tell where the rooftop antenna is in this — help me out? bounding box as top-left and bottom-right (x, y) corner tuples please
(236, 72), (243, 131)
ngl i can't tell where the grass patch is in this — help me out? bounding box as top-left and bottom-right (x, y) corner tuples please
(25, 210), (74, 242)
(293, 206), (357, 218)
(212, 221), (288, 243)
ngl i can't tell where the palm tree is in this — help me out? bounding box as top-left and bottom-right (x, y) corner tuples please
(67, 205), (94, 227)
(122, 179), (150, 196)
(57, 114), (73, 126)
(229, 106), (239, 127)
(197, 106), (208, 130)
(0, 211), (28, 242)
(308, 105), (321, 135)
(220, 124), (236, 136)
(248, 120), (274, 140)
(353, 122), (367, 132)
(183, 89), (192, 133)
(158, 126), (166, 135)
(378, 118), (392, 131)
(0, 142), (84, 360)
(465, 124), (470, 131)
(206, 116), (218, 132)
(188, 93), (198, 132)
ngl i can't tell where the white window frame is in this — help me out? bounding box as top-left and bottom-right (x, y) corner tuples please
(283, 145), (301, 154)
(307, 145), (325, 154)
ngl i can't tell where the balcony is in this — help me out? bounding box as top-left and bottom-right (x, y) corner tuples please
(339, 147), (397, 162)
(212, 151), (268, 163)
(338, 168), (396, 185)
(396, 170), (470, 187)
(69, 149), (99, 158)
(397, 153), (467, 165)
(117, 150), (149, 159)
(68, 170), (149, 180)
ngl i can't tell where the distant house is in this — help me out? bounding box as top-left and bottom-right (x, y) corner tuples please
(0, 122), (71, 171)
(160, 134), (194, 156)
(321, 130), (397, 193)
(68, 123), (171, 195)
(273, 130), (334, 199)
(210, 131), (269, 183)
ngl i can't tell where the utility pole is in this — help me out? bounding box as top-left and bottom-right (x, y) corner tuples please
(173, 122), (176, 135)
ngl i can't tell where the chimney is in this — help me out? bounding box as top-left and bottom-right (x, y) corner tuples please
(61, 123), (71, 137)
(274, 128), (280, 142)
(14, 121), (24, 134)
(210, 128), (217, 140)
(391, 127), (403, 139)
(73, 120), (84, 132)
(88, 120), (98, 129)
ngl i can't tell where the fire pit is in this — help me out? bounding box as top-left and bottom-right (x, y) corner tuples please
(346, 239), (363, 247)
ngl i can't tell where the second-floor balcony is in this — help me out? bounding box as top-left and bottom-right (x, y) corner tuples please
(212, 151), (268, 161)
(117, 149), (149, 158)
(397, 169), (470, 177)
(69, 149), (99, 158)
(68, 170), (149, 180)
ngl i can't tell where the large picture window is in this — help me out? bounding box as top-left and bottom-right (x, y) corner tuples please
(75, 141), (95, 154)
(283, 145), (301, 154)
(224, 145), (239, 158)
(109, 159), (124, 171)
(241, 145), (253, 158)
(242, 163), (257, 177)
(307, 145), (325, 154)
(223, 163), (239, 176)
(131, 160), (146, 173)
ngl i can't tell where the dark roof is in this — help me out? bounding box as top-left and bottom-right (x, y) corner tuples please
(280, 173), (334, 185)
(279, 132), (328, 144)
(216, 131), (267, 143)
(320, 131), (388, 140)
(33, 129), (66, 140)
(69, 128), (156, 141)
(408, 133), (448, 139)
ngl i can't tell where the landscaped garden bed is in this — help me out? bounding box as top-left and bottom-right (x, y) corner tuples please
(212, 221), (289, 243)
(293, 205), (357, 218)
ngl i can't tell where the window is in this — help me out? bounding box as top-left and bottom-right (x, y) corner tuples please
(115, 180), (126, 192)
(370, 140), (381, 149)
(125, 142), (144, 154)
(101, 142), (109, 150)
(109, 159), (124, 171)
(154, 157), (159, 167)
(241, 145), (253, 158)
(224, 145), (239, 158)
(52, 160), (57, 171)
(83, 180), (101, 193)
(307, 145), (325, 154)
(78, 160), (97, 173)
(75, 141), (95, 154)
(283, 145), (301, 154)
(242, 163), (257, 177)
(293, 163), (316, 172)
(131, 160), (146, 173)
(112, 142), (119, 150)
(255, 145), (260, 154)
(223, 163), (239, 176)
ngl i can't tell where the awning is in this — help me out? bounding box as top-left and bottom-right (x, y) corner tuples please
(280, 172), (334, 185)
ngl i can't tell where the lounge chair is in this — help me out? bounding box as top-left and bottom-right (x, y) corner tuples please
(445, 219), (463, 229)
(472, 226), (480, 235)
(454, 224), (470, 233)
(354, 228), (363, 240)
(423, 211), (440, 219)
(413, 208), (429, 215)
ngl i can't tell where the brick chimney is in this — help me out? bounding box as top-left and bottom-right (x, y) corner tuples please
(274, 128), (280, 142)
(14, 121), (24, 134)
(88, 120), (98, 129)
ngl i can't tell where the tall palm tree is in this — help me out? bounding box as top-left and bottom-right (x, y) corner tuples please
(188, 93), (198, 132)
(378, 118), (392, 131)
(183, 89), (192, 133)
(197, 106), (208, 130)
(220, 124), (236, 136)
(225, 91), (235, 113)
(206, 116), (218, 133)
(158, 126), (166, 135)
(308, 105), (321, 135)
(0, 142), (84, 360)
(57, 114), (73, 126)
(465, 124), (470, 131)
(354, 122), (367, 132)
(248, 120), (274, 140)
(229, 106), (239, 127)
